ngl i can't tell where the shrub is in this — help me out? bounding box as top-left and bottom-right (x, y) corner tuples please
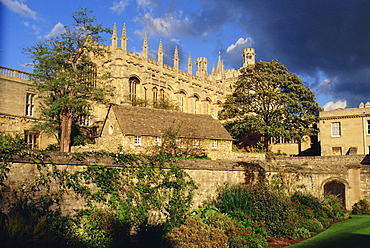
(167, 217), (228, 248)
(216, 184), (254, 216)
(352, 199), (370, 215)
(321, 194), (349, 221)
(291, 227), (311, 239)
(0, 202), (68, 248)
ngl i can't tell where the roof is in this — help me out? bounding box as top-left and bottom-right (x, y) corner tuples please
(106, 104), (233, 140)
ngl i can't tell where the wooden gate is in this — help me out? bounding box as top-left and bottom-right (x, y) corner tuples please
(324, 180), (345, 206)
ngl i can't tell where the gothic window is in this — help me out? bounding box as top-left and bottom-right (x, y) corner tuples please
(180, 91), (187, 112)
(160, 89), (165, 100)
(24, 130), (39, 149)
(129, 77), (140, 101)
(206, 98), (212, 115)
(331, 122), (341, 137)
(194, 95), (200, 114)
(25, 93), (35, 117)
(367, 120), (370, 135)
(153, 87), (158, 104)
(134, 136), (142, 146)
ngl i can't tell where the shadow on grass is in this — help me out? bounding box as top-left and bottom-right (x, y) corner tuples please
(290, 215), (370, 248)
(292, 234), (370, 248)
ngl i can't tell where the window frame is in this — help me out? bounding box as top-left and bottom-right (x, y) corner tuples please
(212, 139), (218, 149)
(24, 130), (39, 149)
(156, 136), (162, 146)
(25, 92), (35, 117)
(331, 122), (341, 137)
(134, 135), (142, 146)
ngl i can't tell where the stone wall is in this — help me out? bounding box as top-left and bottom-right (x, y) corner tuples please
(2, 153), (370, 213)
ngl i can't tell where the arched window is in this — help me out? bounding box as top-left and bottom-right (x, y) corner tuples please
(153, 87), (158, 104)
(180, 91), (187, 112)
(129, 77), (140, 101)
(160, 89), (165, 100)
(194, 95), (200, 114)
(206, 98), (212, 115)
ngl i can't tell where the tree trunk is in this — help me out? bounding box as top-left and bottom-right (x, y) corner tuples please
(60, 111), (73, 152)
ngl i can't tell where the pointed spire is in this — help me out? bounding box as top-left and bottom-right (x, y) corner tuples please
(121, 23), (128, 53)
(211, 63), (215, 73)
(173, 46), (179, 70)
(142, 33), (148, 59)
(111, 23), (118, 49)
(187, 53), (192, 74)
(158, 39), (163, 66)
(216, 52), (223, 73)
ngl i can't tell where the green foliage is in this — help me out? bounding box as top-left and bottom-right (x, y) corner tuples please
(166, 217), (229, 248)
(270, 166), (312, 195)
(0, 132), (27, 187)
(24, 8), (113, 152)
(0, 198), (69, 248)
(351, 199), (370, 215)
(219, 60), (322, 150)
(0, 144), (197, 247)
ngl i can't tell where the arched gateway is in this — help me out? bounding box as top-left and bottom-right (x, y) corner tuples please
(324, 180), (346, 206)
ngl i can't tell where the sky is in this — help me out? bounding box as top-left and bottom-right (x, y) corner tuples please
(1, 0), (369, 110)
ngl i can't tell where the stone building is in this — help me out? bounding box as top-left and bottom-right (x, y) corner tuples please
(96, 104), (233, 157)
(1, 23), (309, 156)
(89, 23), (256, 121)
(319, 102), (370, 156)
(0, 66), (56, 149)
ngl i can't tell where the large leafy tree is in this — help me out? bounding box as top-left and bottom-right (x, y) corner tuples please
(219, 60), (322, 150)
(24, 8), (112, 152)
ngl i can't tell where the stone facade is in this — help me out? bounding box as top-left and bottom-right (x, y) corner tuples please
(0, 66), (56, 149)
(319, 103), (370, 156)
(90, 24), (256, 120)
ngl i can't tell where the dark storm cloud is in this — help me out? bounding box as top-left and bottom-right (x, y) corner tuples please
(194, 0), (370, 107)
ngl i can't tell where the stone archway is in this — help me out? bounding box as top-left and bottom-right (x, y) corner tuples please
(324, 180), (346, 206)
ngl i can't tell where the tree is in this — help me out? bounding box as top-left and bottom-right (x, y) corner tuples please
(24, 8), (112, 152)
(219, 60), (322, 150)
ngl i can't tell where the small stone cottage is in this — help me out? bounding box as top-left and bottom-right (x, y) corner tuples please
(96, 104), (233, 157)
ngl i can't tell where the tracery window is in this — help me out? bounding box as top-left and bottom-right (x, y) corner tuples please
(129, 77), (140, 101)
(25, 93), (35, 117)
(24, 130), (39, 149)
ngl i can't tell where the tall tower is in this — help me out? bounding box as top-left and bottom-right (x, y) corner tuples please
(242, 48), (256, 67)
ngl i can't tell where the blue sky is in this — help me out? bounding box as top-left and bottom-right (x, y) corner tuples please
(1, 0), (369, 110)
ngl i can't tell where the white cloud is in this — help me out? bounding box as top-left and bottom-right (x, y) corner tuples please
(43, 22), (65, 38)
(0, 0), (37, 19)
(134, 12), (189, 37)
(136, 0), (150, 8)
(226, 37), (254, 53)
(111, 0), (129, 14)
(323, 100), (347, 111)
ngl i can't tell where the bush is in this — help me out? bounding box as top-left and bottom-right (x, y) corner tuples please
(0, 202), (68, 248)
(167, 217), (228, 248)
(352, 199), (370, 215)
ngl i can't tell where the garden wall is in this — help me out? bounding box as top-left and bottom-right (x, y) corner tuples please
(2, 153), (370, 212)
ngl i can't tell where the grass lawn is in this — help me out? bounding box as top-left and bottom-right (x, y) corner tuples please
(289, 215), (370, 248)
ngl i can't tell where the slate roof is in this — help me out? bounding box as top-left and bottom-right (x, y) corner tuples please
(105, 104), (233, 140)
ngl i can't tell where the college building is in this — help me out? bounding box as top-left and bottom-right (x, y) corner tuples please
(319, 102), (370, 156)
